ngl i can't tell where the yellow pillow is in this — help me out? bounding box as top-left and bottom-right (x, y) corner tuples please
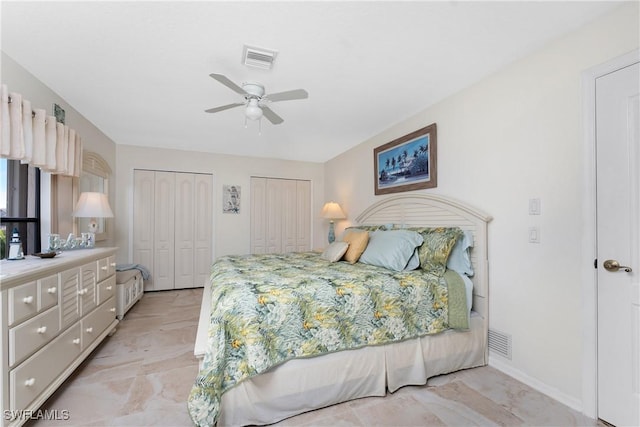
(342, 230), (369, 264)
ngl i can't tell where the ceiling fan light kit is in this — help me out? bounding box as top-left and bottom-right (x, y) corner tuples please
(206, 73), (308, 127)
(245, 99), (263, 120)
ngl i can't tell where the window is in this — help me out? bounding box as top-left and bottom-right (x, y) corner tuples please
(0, 158), (41, 259)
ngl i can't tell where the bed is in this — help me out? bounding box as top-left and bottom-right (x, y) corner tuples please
(191, 194), (492, 426)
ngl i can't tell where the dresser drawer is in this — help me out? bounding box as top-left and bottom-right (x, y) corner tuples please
(97, 255), (116, 282)
(10, 323), (82, 412)
(8, 281), (38, 326)
(82, 296), (116, 349)
(38, 274), (59, 311)
(97, 275), (116, 305)
(9, 306), (61, 367)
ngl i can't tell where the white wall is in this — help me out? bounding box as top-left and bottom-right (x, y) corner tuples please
(1, 52), (118, 247)
(115, 144), (325, 265)
(324, 3), (639, 411)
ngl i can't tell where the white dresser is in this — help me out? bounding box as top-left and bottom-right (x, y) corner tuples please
(0, 248), (118, 426)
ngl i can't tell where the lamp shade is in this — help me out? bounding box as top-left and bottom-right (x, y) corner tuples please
(73, 192), (114, 218)
(321, 202), (346, 220)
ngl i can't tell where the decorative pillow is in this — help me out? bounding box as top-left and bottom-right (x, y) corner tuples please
(409, 227), (463, 275)
(320, 241), (349, 262)
(446, 230), (474, 276)
(358, 230), (424, 271)
(342, 230), (369, 264)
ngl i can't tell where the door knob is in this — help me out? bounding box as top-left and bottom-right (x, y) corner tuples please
(603, 259), (633, 273)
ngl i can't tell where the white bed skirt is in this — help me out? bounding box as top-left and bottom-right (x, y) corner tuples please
(216, 314), (486, 426)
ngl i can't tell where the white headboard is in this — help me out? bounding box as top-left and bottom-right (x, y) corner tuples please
(355, 194), (493, 320)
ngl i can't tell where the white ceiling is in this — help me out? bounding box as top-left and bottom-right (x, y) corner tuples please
(1, 1), (620, 163)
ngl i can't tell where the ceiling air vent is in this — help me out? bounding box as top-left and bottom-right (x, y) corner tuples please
(242, 45), (278, 70)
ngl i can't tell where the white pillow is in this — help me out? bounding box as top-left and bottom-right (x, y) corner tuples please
(321, 241), (350, 262)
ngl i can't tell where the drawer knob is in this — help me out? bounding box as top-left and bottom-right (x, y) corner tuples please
(72, 338), (81, 345)
(110, 262), (116, 267)
(24, 378), (36, 387)
(78, 288), (88, 295)
(101, 266), (108, 271)
(23, 296), (34, 304)
(37, 326), (47, 334)
(109, 307), (116, 313)
(106, 286), (113, 291)
(47, 287), (57, 294)
(85, 327), (93, 333)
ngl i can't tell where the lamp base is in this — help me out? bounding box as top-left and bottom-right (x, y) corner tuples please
(328, 221), (336, 244)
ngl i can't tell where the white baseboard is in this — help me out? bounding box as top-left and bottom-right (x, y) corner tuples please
(488, 355), (583, 414)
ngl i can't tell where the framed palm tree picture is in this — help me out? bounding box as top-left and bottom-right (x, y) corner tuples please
(374, 123), (437, 195)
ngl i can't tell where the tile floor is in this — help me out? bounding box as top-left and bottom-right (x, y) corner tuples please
(31, 288), (603, 427)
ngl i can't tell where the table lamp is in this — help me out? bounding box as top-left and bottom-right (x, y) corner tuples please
(73, 192), (114, 247)
(321, 201), (346, 244)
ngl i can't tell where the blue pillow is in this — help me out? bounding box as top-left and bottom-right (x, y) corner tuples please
(359, 230), (424, 271)
(446, 230), (474, 276)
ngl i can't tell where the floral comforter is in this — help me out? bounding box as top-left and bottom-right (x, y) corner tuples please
(188, 252), (468, 426)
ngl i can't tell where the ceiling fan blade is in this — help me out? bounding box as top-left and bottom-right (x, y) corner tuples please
(261, 106), (284, 125)
(204, 102), (245, 113)
(209, 73), (247, 95)
(264, 89), (308, 103)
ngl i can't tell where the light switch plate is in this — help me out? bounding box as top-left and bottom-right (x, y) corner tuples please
(529, 198), (541, 215)
(529, 226), (540, 243)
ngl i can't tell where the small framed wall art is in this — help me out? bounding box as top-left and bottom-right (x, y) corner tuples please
(53, 103), (65, 124)
(223, 185), (241, 214)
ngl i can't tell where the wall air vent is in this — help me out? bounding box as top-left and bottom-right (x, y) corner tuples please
(242, 45), (278, 70)
(488, 328), (512, 360)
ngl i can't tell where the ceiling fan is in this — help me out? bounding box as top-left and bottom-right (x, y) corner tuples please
(205, 73), (308, 125)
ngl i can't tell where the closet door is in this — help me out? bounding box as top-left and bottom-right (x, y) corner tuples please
(133, 170), (155, 290)
(134, 170), (212, 290)
(281, 179), (298, 253)
(174, 173), (194, 289)
(265, 179), (282, 253)
(250, 177), (311, 254)
(250, 177), (267, 254)
(296, 180), (311, 252)
(153, 172), (175, 291)
(193, 174), (213, 288)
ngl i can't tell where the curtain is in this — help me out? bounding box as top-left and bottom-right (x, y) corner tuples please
(0, 83), (82, 177)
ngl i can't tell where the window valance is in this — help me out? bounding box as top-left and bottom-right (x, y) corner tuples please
(0, 83), (82, 177)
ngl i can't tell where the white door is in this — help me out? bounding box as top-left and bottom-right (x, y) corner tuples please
(153, 171), (175, 291)
(296, 180), (311, 252)
(596, 62), (640, 427)
(281, 179), (298, 253)
(133, 170), (155, 291)
(251, 177), (267, 254)
(265, 179), (282, 253)
(194, 174), (213, 288)
(175, 173), (195, 289)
